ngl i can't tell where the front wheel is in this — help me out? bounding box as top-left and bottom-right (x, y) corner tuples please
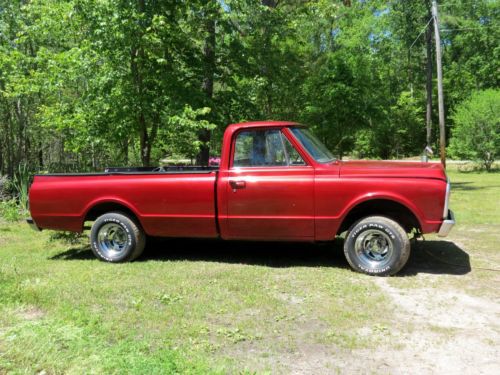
(343, 216), (410, 276)
(90, 212), (145, 262)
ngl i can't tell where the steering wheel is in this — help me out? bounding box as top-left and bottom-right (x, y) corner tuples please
(153, 167), (165, 172)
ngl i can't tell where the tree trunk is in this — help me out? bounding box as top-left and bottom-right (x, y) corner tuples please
(196, 9), (216, 166)
(132, 0), (154, 167)
(425, 10), (433, 147)
(0, 143), (3, 176)
(0, 104), (6, 176)
(14, 98), (27, 168)
(131, 44), (151, 167)
(0, 81), (13, 176)
(138, 113), (150, 166)
(91, 141), (97, 170)
(123, 138), (129, 165)
(260, 0), (277, 118)
(6, 105), (14, 177)
(38, 141), (43, 170)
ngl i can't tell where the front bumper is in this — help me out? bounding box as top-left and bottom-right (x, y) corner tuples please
(26, 217), (41, 232)
(438, 210), (455, 237)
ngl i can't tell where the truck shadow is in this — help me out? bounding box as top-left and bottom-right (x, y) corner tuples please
(51, 238), (471, 276)
(451, 181), (500, 191)
(400, 240), (471, 276)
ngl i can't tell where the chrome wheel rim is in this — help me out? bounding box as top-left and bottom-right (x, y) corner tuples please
(97, 223), (128, 258)
(354, 229), (394, 269)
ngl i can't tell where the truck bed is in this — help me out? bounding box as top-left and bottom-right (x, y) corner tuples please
(29, 170), (219, 238)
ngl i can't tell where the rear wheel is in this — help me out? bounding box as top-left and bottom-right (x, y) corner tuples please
(343, 216), (410, 276)
(90, 212), (145, 262)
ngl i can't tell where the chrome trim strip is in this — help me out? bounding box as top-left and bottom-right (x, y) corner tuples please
(438, 210), (455, 237)
(443, 177), (451, 219)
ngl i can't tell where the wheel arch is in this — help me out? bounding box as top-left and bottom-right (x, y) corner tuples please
(81, 198), (143, 229)
(338, 197), (422, 235)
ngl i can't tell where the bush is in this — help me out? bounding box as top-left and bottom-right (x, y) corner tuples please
(0, 175), (11, 200)
(449, 89), (500, 171)
(0, 199), (22, 222)
(12, 164), (30, 211)
(353, 91), (425, 159)
(0, 166), (32, 222)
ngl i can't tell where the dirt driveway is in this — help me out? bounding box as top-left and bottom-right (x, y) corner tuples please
(283, 236), (500, 375)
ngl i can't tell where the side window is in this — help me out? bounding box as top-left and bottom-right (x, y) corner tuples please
(233, 129), (287, 167)
(283, 136), (306, 166)
(233, 129), (307, 167)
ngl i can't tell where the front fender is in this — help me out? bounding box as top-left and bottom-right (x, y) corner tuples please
(338, 192), (425, 228)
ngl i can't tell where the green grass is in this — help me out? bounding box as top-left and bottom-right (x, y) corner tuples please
(1, 168), (499, 373)
(436, 167), (500, 272)
(446, 168), (500, 225)
(387, 167), (500, 294)
(0, 227), (391, 373)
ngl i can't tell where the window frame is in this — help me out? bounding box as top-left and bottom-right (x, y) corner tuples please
(230, 127), (310, 169)
(289, 126), (336, 164)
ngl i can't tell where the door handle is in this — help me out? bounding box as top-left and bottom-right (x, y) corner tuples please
(230, 180), (246, 191)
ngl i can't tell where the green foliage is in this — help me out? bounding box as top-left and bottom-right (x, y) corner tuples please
(300, 1), (386, 158)
(0, 175), (10, 199)
(0, 0), (499, 173)
(449, 89), (500, 171)
(442, 0), (500, 108)
(354, 92), (425, 159)
(0, 164), (31, 221)
(156, 106), (217, 162)
(0, 198), (22, 222)
(12, 164), (31, 212)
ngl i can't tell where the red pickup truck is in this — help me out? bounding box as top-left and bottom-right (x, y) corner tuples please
(27, 121), (454, 275)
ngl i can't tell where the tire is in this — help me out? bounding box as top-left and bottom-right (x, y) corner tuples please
(90, 211), (145, 262)
(343, 216), (410, 276)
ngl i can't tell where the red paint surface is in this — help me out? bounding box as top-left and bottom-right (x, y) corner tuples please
(29, 121), (448, 241)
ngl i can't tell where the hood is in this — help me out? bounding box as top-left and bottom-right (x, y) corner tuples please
(339, 160), (447, 181)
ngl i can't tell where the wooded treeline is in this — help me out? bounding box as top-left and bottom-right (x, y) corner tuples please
(0, 0), (498, 174)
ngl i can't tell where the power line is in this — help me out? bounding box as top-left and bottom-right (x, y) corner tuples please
(409, 16), (434, 50)
(441, 25), (500, 31)
(432, 0), (446, 168)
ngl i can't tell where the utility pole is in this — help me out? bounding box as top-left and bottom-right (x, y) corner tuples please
(425, 9), (433, 148)
(432, 0), (446, 168)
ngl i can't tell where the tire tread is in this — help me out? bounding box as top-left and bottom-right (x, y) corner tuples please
(90, 211), (145, 262)
(343, 215), (410, 276)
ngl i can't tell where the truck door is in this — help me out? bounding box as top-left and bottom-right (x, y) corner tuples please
(224, 128), (314, 240)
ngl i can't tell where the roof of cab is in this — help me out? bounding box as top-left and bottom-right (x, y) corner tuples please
(227, 121), (302, 130)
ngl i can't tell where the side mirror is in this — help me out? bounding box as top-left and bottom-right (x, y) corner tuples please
(421, 146), (434, 162)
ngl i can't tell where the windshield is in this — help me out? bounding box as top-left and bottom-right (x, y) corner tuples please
(290, 127), (335, 163)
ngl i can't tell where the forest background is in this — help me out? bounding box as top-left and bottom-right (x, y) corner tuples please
(0, 0), (498, 176)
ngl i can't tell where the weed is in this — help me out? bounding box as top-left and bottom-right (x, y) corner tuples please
(157, 293), (184, 305)
(12, 164), (31, 212)
(0, 199), (22, 222)
(48, 231), (86, 245)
